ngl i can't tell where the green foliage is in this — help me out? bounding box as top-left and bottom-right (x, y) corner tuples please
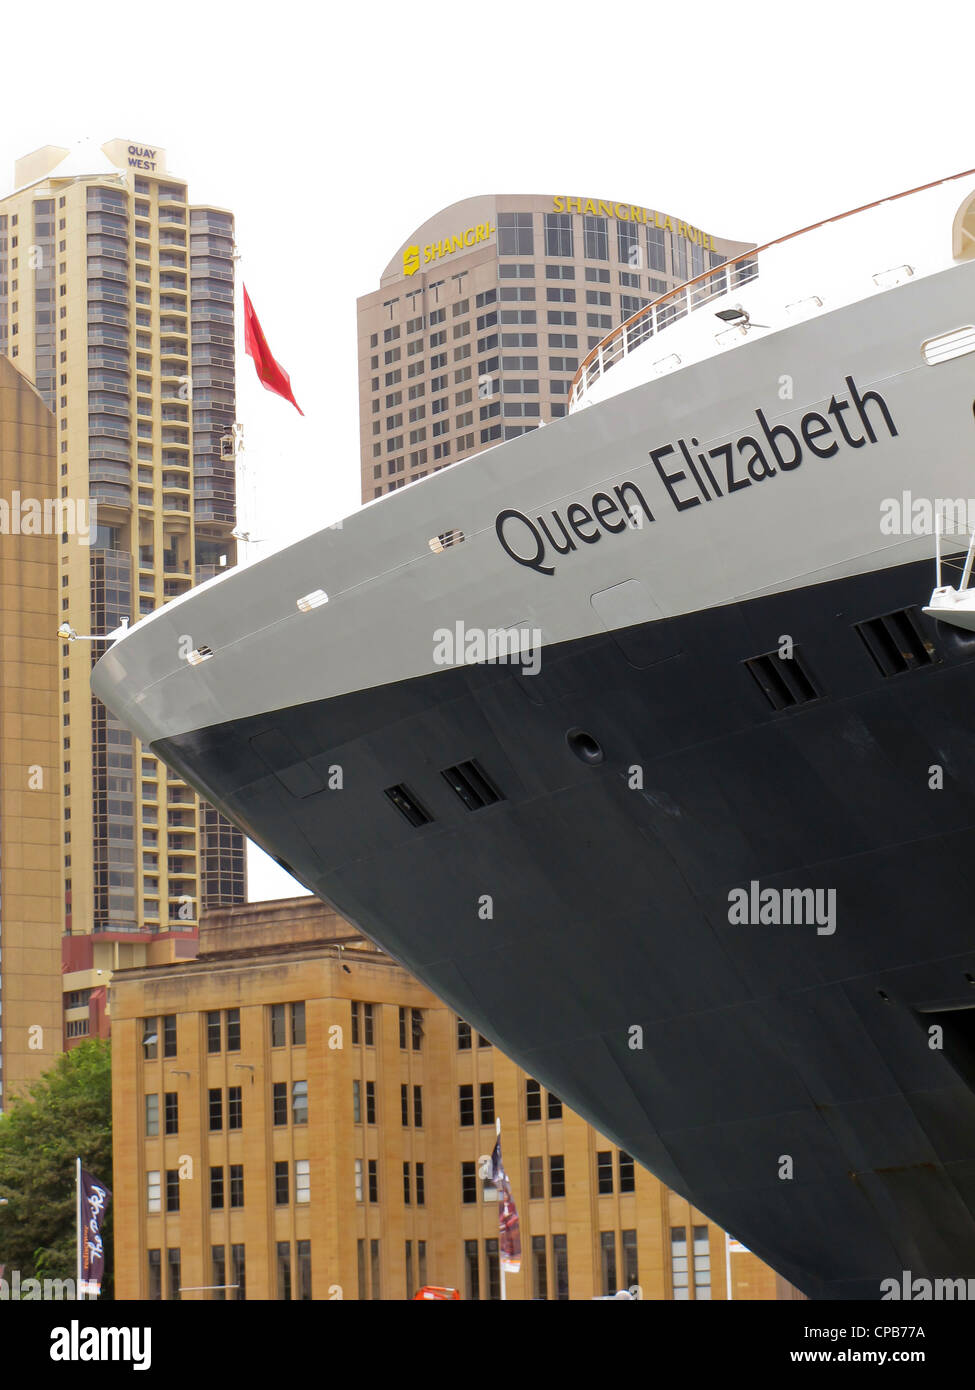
(0, 1039), (113, 1297)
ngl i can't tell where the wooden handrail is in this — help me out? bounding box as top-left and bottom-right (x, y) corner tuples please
(568, 165), (975, 407)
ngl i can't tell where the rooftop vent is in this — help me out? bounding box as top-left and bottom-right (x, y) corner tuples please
(744, 649), (820, 711)
(440, 759), (503, 811)
(854, 608), (938, 677)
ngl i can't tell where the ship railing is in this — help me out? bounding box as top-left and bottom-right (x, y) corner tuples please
(568, 165), (975, 412)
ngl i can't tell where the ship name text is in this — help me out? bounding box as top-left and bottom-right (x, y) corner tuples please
(494, 376), (897, 576)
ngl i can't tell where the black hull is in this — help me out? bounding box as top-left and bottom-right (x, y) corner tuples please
(159, 555), (975, 1299)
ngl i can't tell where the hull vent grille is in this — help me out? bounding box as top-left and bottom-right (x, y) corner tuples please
(440, 760), (503, 810)
(854, 608), (939, 676)
(744, 649), (820, 710)
(384, 784), (432, 828)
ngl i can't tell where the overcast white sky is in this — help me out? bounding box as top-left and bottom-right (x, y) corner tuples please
(3, 0), (974, 901)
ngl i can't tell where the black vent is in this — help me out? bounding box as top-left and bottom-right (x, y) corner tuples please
(440, 760), (503, 810)
(855, 608), (938, 677)
(384, 784), (432, 828)
(744, 649), (820, 711)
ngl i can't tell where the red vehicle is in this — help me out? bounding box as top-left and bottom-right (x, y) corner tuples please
(413, 1286), (460, 1300)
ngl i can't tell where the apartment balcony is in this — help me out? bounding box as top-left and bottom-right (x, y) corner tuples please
(158, 208), (186, 225)
(86, 195), (127, 216)
(87, 307), (129, 329)
(162, 495), (190, 513)
(89, 460), (131, 484)
(86, 235), (128, 258)
(88, 331), (129, 350)
(89, 481), (132, 506)
(89, 446), (131, 465)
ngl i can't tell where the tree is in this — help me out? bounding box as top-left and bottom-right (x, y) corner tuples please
(0, 1039), (113, 1297)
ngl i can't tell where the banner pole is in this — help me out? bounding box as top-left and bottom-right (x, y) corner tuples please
(496, 1118), (506, 1302)
(76, 1157), (82, 1301)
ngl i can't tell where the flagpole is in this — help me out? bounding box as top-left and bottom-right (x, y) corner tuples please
(496, 1118), (506, 1302)
(76, 1157), (82, 1301)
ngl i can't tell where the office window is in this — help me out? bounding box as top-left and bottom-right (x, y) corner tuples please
(142, 1016), (158, 1059)
(399, 1083), (407, 1126)
(145, 1094), (159, 1136)
(462, 1161), (477, 1203)
(647, 224), (666, 272)
(619, 1150), (635, 1192)
(416, 1162), (425, 1207)
(273, 1081), (287, 1126)
(208, 1088), (222, 1131)
(418, 1240), (427, 1287)
(148, 1249), (161, 1300)
(403, 1162), (411, 1205)
(622, 1229), (639, 1292)
(414, 1085), (423, 1128)
(459, 1084), (474, 1126)
(405, 1240), (414, 1299)
(229, 1164), (243, 1208)
(368, 1159), (378, 1203)
(547, 1092), (563, 1120)
(411, 1008), (423, 1050)
(485, 1239), (501, 1300)
(671, 1226), (689, 1299)
(275, 1161), (290, 1206)
(277, 1242), (292, 1301)
(478, 1033), (491, 1049)
(163, 1014), (177, 1058)
(166, 1169), (180, 1213)
(583, 214), (609, 260)
(601, 1231), (617, 1296)
(292, 1079), (308, 1125)
(398, 1006), (407, 1049)
(597, 1151), (613, 1194)
(498, 212), (533, 256)
(167, 1248), (181, 1301)
(370, 1239), (381, 1300)
(480, 1082), (495, 1126)
(210, 1167), (224, 1210)
(528, 1156), (544, 1199)
(354, 1158), (363, 1203)
(544, 212), (573, 257)
(465, 1239), (480, 1301)
(617, 219), (640, 267)
(526, 1079), (542, 1122)
(207, 1011), (221, 1053)
(553, 1234), (569, 1299)
(532, 1235), (548, 1299)
(291, 1002), (306, 1046)
(355, 1080), (363, 1124)
(297, 1240), (311, 1300)
(211, 1246), (226, 1302)
(365, 1080), (376, 1124)
(226, 1008), (240, 1052)
(550, 1155), (565, 1198)
(231, 1244), (246, 1302)
(296, 1159), (310, 1204)
(228, 1086), (242, 1130)
(351, 1001), (360, 1045)
(147, 1170), (161, 1213)
(357, 1239), (367, 1300)
(693, 1225), (711, 1300)
(363, 1003), (374, 1046)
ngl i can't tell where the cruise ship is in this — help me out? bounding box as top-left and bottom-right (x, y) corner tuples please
(93, 168), (975, 1299)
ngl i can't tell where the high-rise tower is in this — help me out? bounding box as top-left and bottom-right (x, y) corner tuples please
(0, 139), (246, 1042)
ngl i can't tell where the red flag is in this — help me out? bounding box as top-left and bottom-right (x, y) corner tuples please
(242, 284), (304, 415)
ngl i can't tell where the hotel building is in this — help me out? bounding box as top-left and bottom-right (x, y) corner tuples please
(357, 193), (753, 501)
(110, 896), (799, 1300)
(0, 356), (62, 1108)
(0, 140), (246, 1047)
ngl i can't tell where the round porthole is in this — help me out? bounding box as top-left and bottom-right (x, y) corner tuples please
(566, 728), (604, 765)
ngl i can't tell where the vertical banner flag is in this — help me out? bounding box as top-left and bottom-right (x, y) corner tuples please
(490, 1134), (521, 1274)
(79, 1168), (111, 1297)
(242, 285), (304, 415)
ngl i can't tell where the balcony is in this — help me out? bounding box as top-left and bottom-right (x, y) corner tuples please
(88, 331), (129, 350)
(87, 306), (129, 329)
(89, 481), (132, 506)
(162, 495), (190, 513)
(158, 208), (186, 225)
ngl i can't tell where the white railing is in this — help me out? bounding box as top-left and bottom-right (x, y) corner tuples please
(568, 165), (975, 412)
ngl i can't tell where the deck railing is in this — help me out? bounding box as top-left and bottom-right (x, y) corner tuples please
(568, 166), (975, 412)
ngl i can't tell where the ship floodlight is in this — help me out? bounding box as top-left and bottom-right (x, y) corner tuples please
(58, 622), (78, 640)
(297, 589), (329, 612)
(185, 645), (214, 666)
(715, 305), (748, 322)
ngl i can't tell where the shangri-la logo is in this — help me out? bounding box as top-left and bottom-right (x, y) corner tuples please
(403, 245), (420, 277)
